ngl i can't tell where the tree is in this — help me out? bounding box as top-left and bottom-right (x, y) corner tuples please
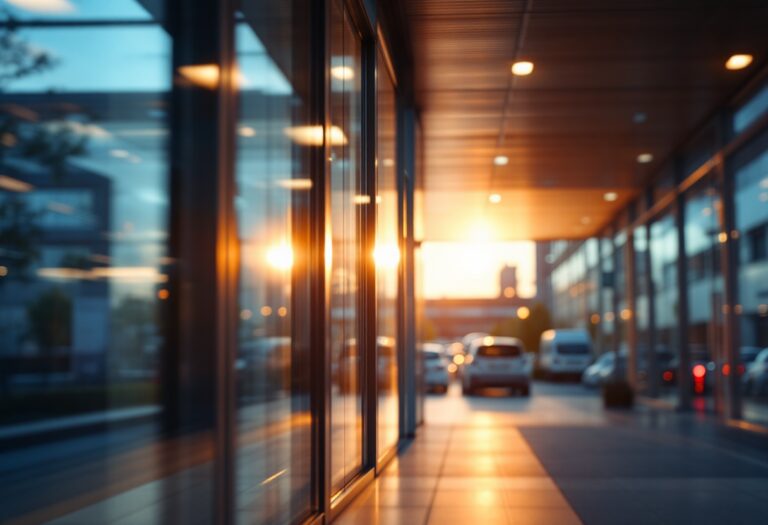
(26, 287), (72, 353)
(492, 302), (552, 354)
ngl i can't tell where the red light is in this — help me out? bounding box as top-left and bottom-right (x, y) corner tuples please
(693, 364), (706, 379)
(722, 364), (730, 376)
(662, 371), (673, 382)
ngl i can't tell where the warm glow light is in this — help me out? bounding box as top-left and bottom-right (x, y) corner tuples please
(604, 312), (615, 322)
(637, 153), (653, 164)
(260, 306), (273, 317)
(353, 195), (371, 205)
(517, 306), (530, 320)
(447, 363), (458, 374)
(276, 178), (312, 190)
(718, 232), (728, 244)
(331, 66), (354, 80)
(620, 308), (632, 320)
(725, 54), (753, 71)
(6, 0), (74, 13)
(590, 313), (601, 324)
(483, 336), (495, 346)
(278, 306), (288, 317)
(178, 64), (220, 89)
(692, 364), (707, 379)
(373, 244), (400, 269)
(266, 244), (294, 270)
(603, 192), (618, 202)
(238, 126), (256, 137)
(488, 193), (502, 204)
(177, 64), (245, 89)
(453, 354), (465, 365)
(37, 266), (166, 282)
(511, 61), (534, 76)
(493, 155), (509, 166)
(0, 175), (33, 192)
(0, 266), (8, 277)
(284, 125), (348, 146)
(157, 289), (170, 300)
(240, 309), (253, 320)
(503, 286), (516, 298)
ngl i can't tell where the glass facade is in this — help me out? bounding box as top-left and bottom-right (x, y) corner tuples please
(0, 1), (420, 524)
(543, 72), (768, 430)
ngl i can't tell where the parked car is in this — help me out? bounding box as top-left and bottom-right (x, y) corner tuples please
(462, 336), (533, 396)
(743, 348), (768, 397)
(422, 345), (450, 394)
(538, 329), (593, 379)
(582, 352), (616, 387)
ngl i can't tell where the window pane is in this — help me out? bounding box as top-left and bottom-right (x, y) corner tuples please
(733, 142), (768, 427)
(376, 52), (399, 460)
(0, 5), (216, 524)
(329, 0), (363, 494)
(650, 212), (680, 405)
(233, 2), (313, 524)
(684, 178), (725, 413)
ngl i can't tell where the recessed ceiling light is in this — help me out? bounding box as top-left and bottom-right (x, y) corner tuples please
(580, 216), (592, 225)
(725, 54), (753, 71)
(637, 153), (653, 164)
(493, 155), (509, 166)
(489, 193), (502, 204)
(603, 191), (618, 202)
(511, 61), (534, 76)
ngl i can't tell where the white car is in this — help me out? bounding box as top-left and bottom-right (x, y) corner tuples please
(539, 329), (593, 379)
(422, 345), (450, 393)
(462, 336), (533, 396)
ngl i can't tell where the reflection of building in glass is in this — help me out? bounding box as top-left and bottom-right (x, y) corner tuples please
(0, 156), (111, 382)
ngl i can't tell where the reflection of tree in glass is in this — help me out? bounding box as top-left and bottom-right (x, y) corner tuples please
(0, 12), (56, 87)
(0, 198), (40, 281)
(0, 12), (88, 279)
(26, 287), (72, 352)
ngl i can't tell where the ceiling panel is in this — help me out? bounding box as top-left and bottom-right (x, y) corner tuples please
(405, 0), (768, 240)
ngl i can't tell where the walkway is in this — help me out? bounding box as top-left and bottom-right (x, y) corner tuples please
(336, 383), (768, 525)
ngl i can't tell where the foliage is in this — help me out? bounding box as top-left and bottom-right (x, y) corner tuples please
(0, 198), (41, 280)
(0, 12), (57, 90)
(492, 302), (552, 353)
(26, 287), (72, 352)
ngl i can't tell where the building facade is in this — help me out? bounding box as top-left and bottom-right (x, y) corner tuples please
(541, 69), (768, 428)
(0, 1), (421, 524)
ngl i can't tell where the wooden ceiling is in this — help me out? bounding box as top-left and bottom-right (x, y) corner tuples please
(405, 0), (768, 240)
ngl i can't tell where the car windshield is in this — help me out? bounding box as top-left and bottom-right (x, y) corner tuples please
(557, 343), (589, 355)
(477, 345), (521, 358)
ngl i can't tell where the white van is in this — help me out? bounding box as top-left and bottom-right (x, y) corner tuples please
(538, 329), (592, 378)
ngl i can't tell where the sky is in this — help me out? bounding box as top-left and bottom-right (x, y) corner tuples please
(421, 241), (536, 299)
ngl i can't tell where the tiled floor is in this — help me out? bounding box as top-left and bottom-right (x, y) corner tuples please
(335, 410), (583, 524)
(335, 382), (768, 525)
